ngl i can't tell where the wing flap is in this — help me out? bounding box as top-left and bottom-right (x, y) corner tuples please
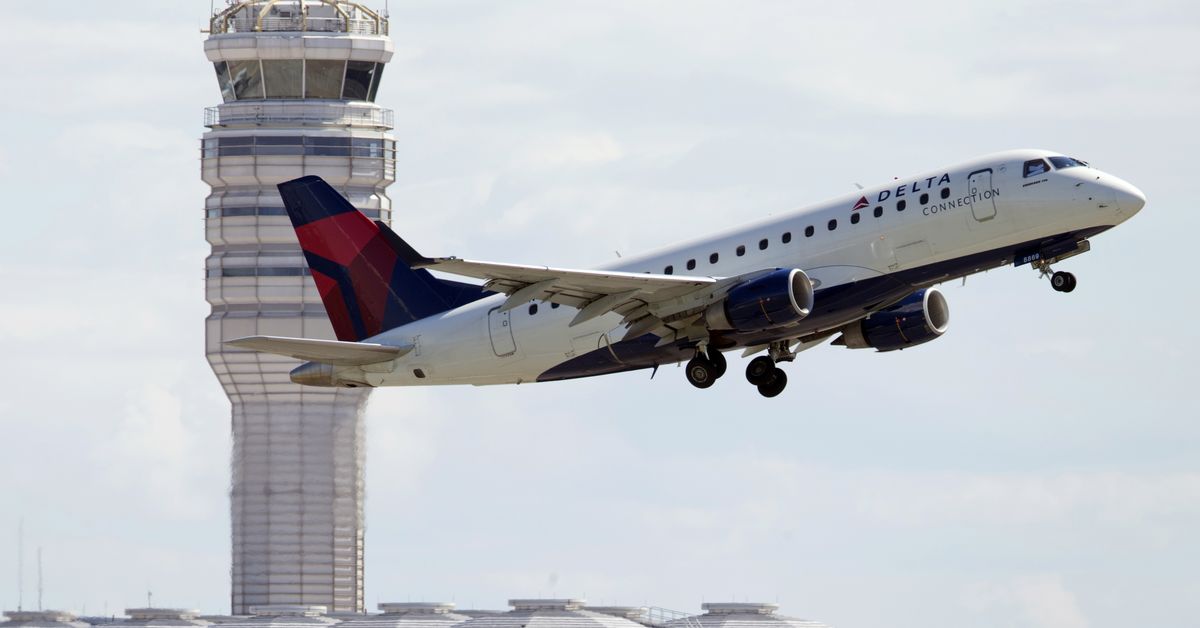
(227, 335), (411, 366)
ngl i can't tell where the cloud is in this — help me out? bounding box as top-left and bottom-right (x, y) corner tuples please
(964, 574), (1090, 628)
(511, 133), (623, 171)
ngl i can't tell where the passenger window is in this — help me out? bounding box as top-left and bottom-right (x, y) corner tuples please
(528, 304), (538, 315)
(805, 225), (814, 237)
(920, 193), (929, 204)
(940, 187), (950, 199)
(664, 265), (673, 275)
(687, 259), (696, 270)
(736, 245), (745, 256)
(873, 206), (883, 218)
(758, 238), (768, 250)
(827, 219), (837, 230)
(709, 252), (719, 264)
(782, 232), (792, 244)
(897, 200), (907, 211)
(551, 303), (559, 309)
(1023, 159), (1050, 178)
(851, 213), (861, 224)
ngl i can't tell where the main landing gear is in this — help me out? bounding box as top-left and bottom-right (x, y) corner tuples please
(745, 356), (788, 398)
(1033, 259), (1077, 293)
(684, 341), (791, 398)
(744, 340), (795, 397)
(685, 347), (727, 389)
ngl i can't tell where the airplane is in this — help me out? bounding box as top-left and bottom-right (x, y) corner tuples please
(229, 149), (1145, 398)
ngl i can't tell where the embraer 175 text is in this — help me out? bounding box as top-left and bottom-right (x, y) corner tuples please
(230, 149), (1145, 398)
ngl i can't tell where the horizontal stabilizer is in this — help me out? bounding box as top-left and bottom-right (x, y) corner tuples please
(227, 335), (411, 366)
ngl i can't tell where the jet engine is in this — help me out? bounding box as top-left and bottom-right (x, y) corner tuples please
(835, 288), (949, 351)
(705, 268), (815, 332)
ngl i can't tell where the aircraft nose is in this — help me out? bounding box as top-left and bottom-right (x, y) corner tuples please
(1111, 178), (1146, 214)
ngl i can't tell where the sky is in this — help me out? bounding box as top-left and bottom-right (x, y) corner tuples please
(0, 1), (1198, 627)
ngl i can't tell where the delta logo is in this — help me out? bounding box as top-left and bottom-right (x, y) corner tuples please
(851, 196), (869, 211)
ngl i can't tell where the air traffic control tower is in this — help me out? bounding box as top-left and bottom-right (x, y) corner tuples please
(201, 0), (394, 614)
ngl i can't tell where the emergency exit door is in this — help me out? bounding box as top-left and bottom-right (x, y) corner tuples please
(488, 307), (516, 356)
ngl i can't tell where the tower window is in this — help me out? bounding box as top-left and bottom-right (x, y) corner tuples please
(343, 61), (379, 100)
(305, 60), (346, 99)
(226, 59), (264, 100)
(262, 60), (303, 99)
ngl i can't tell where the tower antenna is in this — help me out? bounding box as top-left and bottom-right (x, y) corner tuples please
(17, 518), (24, 611)
(37, 546), (43, 610)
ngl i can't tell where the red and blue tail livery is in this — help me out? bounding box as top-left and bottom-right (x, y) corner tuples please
(278, 176), (485, 342)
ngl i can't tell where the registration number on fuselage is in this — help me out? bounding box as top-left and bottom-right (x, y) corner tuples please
(1014, 250), (1042, 267)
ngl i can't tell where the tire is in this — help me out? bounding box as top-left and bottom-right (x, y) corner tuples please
(746, 356), (776, 386)
(1063, 272), (1077, 293)
(757, 368), (788, 398)
(707, 348), (728, 379)
(686, 356), (716, 389)
(1051, 271), (1070, 292)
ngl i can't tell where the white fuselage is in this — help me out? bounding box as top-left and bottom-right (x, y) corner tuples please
(333, 149), (1144, 387)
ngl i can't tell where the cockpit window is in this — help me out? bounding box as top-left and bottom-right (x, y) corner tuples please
(1023, 159), (1051, 178)
(1048, 156), (1088, 170)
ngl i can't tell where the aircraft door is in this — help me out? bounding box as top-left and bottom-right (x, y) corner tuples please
(488, 307), (517, 357)
(967, 169), (997, 221)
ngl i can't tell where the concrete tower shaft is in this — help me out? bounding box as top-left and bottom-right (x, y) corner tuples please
(202, 0), (394, 615)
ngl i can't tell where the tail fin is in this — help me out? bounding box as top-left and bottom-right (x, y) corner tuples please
(278, 176), (486, 342)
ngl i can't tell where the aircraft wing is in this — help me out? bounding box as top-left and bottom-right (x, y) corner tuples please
(227, 335), (412, 366)
(417, 257), (738, 339)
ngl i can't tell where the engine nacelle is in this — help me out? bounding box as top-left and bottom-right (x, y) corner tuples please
(837, 288), (950, 351)
(705, 268), (815, 332)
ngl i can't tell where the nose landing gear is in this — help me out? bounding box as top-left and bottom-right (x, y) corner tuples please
(1033, 259), (1077, 293)
(1050, 271), (1077, 293)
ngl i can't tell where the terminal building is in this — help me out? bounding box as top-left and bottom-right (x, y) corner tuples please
(201, 0), (396, 614)
(3, 603), (830, 628)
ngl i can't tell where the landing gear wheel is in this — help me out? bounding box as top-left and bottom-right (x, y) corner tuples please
(686, 356), (717, 389)
(757, 368), (788, 398)
(1063, 272), (1077, 293)
(707, 348), (728, 379)
(1051, 271), (1077, 293)
(746, 356), (776, 386)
